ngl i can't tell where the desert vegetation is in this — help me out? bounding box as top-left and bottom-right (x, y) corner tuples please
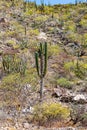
(0, 0), (87, 129)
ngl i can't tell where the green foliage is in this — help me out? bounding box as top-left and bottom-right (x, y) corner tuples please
(6, 40), (16, 48)
(70, 105), (87, 126)
(57, 77), (72, 89)
(2, 54), (27, 75)
(64, 61), (75, 72)
(48, 45), (61, 57)
(82, 34), (87, 47)
(82, 63), (87, 69)
(65, 22), (76, 32)
(0, 73), (20, 90)
(29, 29), (39, 36)
(35, 15), (48, 23)
(20, 39), (28, 50)
(80, 19), (87, 28)
(33, 102), (70, 124)
(2, 55), (14, 73)
(81, 113), (87, 126)
(0, 68), (38, 91)
(74, 61), (87, 79)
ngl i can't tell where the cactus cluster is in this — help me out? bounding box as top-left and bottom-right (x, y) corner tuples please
(35, 42), (48, 99)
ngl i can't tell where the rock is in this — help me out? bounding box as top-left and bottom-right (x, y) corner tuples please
(22, 108), (30, 113)
(52, 87), (63, 97)
(52, 86), (74, 103)
(24, 84), (31, 91)
(23, 122), (30, 129)
(46, 127), (77, 130)
(73, 94), (87, 104)
(22, 106), (34, 114)
(58, 127), (77, 130)
(0, 110), (8, 120)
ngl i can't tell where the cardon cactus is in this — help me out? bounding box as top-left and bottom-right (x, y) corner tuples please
(35, 42), (47, 99)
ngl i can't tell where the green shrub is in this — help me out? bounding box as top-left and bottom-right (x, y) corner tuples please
(70, 105), (87, 126)
(0, 73), (21, 90)
(20, 39), (28, 50)
(64, 62), (75, 72)
(2, 54), (27, 75)
(57, 77), (72, 89)
(33, 102), (70, 125)
(81, 113), (87, 126)
(0, 68), (38, 91)
(48, 45), (61, 57)
(74, 62), (87, 79)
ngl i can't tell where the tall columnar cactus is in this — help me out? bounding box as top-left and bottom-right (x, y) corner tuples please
(35, 42), (47, 99)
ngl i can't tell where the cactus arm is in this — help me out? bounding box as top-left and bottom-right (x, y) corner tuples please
(40, 43), (43, 54)
(43, 42), (47, 76)
(35, 52), (39, 76)
(40, 52), (43, 78)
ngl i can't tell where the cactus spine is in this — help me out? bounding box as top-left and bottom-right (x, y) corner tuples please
(35, 42), (47, 99)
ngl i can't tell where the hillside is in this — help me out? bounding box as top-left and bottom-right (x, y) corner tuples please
(0, 0), (87, 129)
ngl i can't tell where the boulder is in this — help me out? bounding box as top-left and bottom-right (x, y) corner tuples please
(52, 86), (74, 103)
(73, 94), (87, 104)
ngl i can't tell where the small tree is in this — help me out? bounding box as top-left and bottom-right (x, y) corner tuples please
(35, 42), (48, 99)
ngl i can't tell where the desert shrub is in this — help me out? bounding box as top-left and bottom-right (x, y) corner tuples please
(5, 30), (18, 38)
(82, 63), (87, 69)
(74, 62), (86, 79)
(35, 15), (48, 23)
(81, 113), (87, 126)
(82, 34), (87, 47)
(33, 102), (70, 125)
(84, 14), (87, 19)
(29, 29), (39, 36)
(65, 22), (76, 32)
(70, 105), (87, 126)
(21, 68), (38, 86)
(64, 61), (75, 72)
(44, 6), (54, 15)
(80, 19), (87, 28)
(48, 45), (61, 57)
(2, 54), (27, 75)
(2, 55), (14, 73)
(0, 73), (21, 90)
(20, 39), (28, 50)
(6, 39), (19, 49)
(57, 77), (72, 89)
(0, 68), (38, 91)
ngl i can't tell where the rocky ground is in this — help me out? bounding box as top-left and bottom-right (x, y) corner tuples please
(0, 84), (87, 130)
